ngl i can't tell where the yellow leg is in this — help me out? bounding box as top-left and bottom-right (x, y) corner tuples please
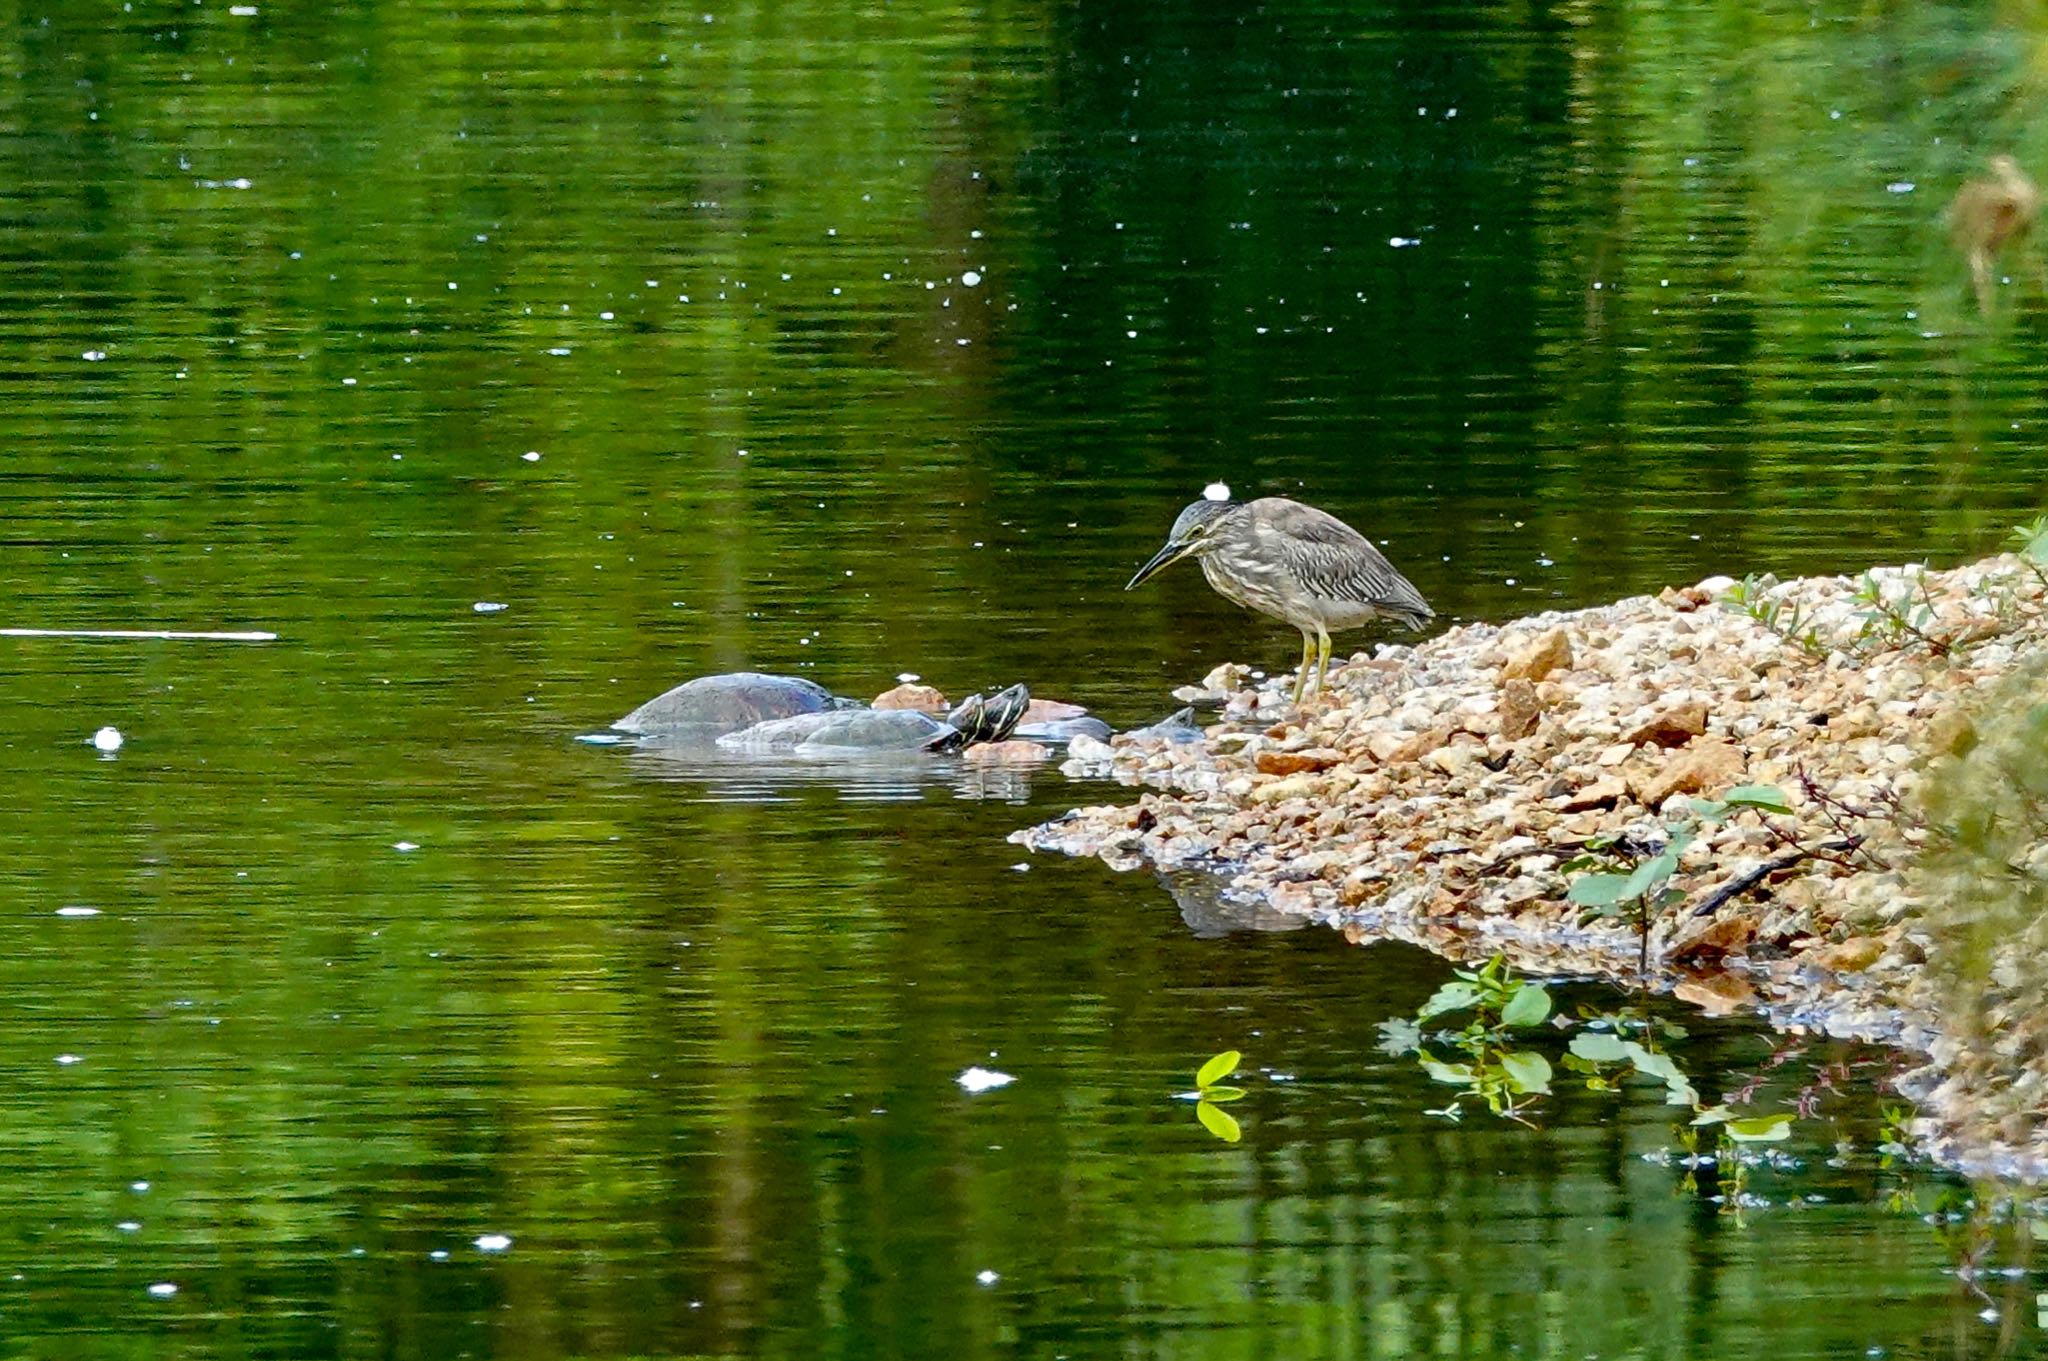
(1290, 632), (1313, 704)
(1315, 629), (1332, 694)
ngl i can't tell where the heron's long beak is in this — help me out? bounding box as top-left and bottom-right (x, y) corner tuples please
(1126, 539), (1195, 590)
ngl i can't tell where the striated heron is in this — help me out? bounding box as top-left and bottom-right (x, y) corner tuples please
(1126, 484), (1434, 703)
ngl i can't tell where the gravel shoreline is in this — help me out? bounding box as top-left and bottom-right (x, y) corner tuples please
(1016, 552), (2048, 1181)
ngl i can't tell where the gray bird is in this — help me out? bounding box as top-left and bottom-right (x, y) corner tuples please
(1126, 490), (1433, 703)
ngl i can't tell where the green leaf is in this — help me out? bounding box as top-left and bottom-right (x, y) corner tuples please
(1689, 798), (1730, 824)
(1720, 784), (1793, 814)
(1196, 1100), (1242, 1143)
(1619, 851), (1677, 902)
(1566, 873), (1634, 908)
(1195, 1050), (1241, 1089)
(1417, 981), (1483, 1020)
(1623, 1043), (1699, 1105)
(1499, 983), (1552, 1029)
(1500, 1050), (1553, 1095)
(1419, 1058), (1477, 1086)
(1725, 1113), (1794, 1143)
(1568, 1031), (1631, 1063)
(1200, 1085), (1246, 1103)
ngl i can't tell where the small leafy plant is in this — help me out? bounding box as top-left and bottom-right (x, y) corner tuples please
(1564, 785), (1794, 974)
(1722, 574), (1826, 657)
(1191, 1050), (1246, 1142)
(1379, 957), (1557, 1120)
(1849, 569), (1953, 656)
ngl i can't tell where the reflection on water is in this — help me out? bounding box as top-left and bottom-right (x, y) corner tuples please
(614, 740), (1051, 805)
(3, 0), (2048, 1355)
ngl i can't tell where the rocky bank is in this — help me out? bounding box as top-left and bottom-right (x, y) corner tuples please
(1015, 552), (2048, 1181)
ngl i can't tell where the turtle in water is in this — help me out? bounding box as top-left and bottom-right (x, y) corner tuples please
(714, 682), (1032, 755)
(716, 708), (957, 755)
(927, 684), (1032, 753)
(612, 672), (862, 739)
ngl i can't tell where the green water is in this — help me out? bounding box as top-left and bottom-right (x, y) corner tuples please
(5, 0), (2048, 1355)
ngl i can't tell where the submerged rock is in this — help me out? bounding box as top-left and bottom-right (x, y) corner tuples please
(1015, 716), (1114, 743)
(716, 708), (956, 754)
(1122, 707), (1205, 744)
(613, 672), (858, 738)
(873, 683), (950, 713)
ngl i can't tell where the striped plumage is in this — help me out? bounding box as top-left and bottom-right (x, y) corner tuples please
(1127, 494), (1433, 702)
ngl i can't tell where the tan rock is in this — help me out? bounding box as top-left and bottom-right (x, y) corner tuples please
(1666, 912), (1756, 962)
(1829, 703), (1884, 741)
(1926, 708), (1978, 757)
(1256, 748), (1343, 776)
(1673, 972), (1758, 1017)
(1250, 774), (1323, 805)
(961, 740), (1051, 764)
(1501, 627), (1572, 683)
(1424, 745), (1479, 778)
(873, 683), (949, 713)
(1022, 698), (1089, 723)
(1631, 738), (1744, 807)
(1624, 699), (1708, 748)
(1385, 727), (1449, 764)
(1499, 677), (1543, 740)
(1560, 775), (1627, 812)
(1807, 934), (1887, 974)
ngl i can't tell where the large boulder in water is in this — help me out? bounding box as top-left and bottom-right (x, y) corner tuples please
(716, 708), (956, 754)
(613, 672), (859, 738)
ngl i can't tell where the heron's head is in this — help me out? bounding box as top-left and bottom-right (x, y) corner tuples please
(1126, 496), (1239, 590)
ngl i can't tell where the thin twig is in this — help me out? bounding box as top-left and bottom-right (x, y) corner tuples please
(0, 627), (277, 642)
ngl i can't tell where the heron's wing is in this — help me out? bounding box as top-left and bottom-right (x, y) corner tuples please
(1251, 498), (1435, 623)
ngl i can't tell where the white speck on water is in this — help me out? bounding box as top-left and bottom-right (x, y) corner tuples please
(472, 601), (508, 614)
(147, 1283), (178, 1298)
(896, 672), (920, 682)
(131, 1182), (150, 1192)
(474, 1233), (512, 1252)
(393, 842), (419, 853)
(91, 726), (124, 753)
(82, 349), (107, 361)
(1203, 481), (1232, 502)
(1389, 237), (1418, 248)
(1829, 108), (1842, 119)
(341, 377), (356, 386)
(229, 3), (258, 12)
(956, 1066), (1015, 1093)
(976, 1270), (999, 1286)
(57, 906), (100, 918)
(1887, 181), (1915, 194)
(961, 270), (982, 287)
(546, 347), (571, 356)
(56, 1054), (82, 1066)
(1505, 578), (1518, 586)
(522, 451), (541, 462)
(599, 310), (614, 320)
(1010, 863), (1030, 872)
(429, 1250), (450, 1261)
(117, 1220), (140, 1232)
